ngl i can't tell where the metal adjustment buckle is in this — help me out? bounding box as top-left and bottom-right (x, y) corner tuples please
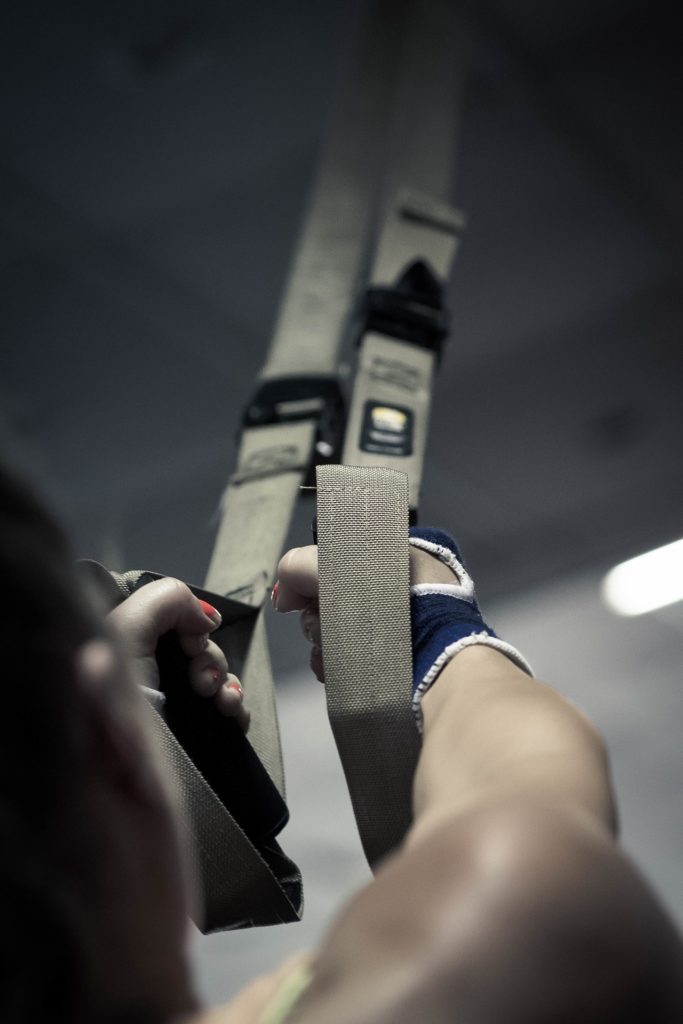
(362, 259), (451, 362)
(242, 375), (346, 474)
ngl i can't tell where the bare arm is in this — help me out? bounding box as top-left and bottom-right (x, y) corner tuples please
(412, 644), (617, 846)
(275, 544), (683, 1024)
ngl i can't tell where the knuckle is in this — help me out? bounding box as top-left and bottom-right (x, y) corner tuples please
(159, 576), (192, 602)
(277, 547), (300, 578)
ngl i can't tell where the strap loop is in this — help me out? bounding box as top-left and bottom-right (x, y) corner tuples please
(316, 464), (420, 867)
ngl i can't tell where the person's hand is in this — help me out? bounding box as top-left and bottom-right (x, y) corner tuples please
(108, 578), (249, 732)
(274, 542), (457, 684)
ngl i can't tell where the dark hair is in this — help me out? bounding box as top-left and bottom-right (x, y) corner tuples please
(0, 464), (106, 1022)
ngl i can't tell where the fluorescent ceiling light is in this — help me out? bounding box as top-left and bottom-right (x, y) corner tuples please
(602, 538), (683, 617)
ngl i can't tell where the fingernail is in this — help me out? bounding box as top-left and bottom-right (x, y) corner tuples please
(199, 599), (222, 626)
(228, 680), (243, 697)
(271, 581), (280, 609)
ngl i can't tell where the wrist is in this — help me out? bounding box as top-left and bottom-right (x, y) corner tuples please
(408, 527), (532, 731)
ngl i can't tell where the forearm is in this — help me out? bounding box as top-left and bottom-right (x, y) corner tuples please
(276, 543), (682, 1024)
(409, 645), (618, 848)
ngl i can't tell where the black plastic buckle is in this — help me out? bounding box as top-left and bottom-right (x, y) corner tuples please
(243, 374), (346, 472)
(362, 259), (451, 362)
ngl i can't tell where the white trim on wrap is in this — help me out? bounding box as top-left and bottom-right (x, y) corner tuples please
(411, 582), (474, 600)
(408, 536), (474, 601)
(412, 632), (534, 734)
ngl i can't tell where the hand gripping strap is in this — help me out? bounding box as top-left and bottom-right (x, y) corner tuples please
(78, 560), (302, 933)
(316, 464), (420, 867)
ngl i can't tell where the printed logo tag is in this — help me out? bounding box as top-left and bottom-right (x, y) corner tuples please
(359, 401), (413, 457)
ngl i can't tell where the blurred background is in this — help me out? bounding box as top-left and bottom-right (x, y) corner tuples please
(1, 0), (681, 1006)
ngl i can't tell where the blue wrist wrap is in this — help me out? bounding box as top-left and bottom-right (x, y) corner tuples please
(409, 527), (532, 731)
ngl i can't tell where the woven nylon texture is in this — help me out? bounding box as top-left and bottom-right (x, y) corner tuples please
(146, 704), (302, 932)
(205, 421), (316, 603)
(204, 419), (317, 796)
(316, 464), (419, 866)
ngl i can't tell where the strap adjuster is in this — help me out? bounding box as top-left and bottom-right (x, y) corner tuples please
(362, 259), (451, 360)
(242, 375), (346, 467)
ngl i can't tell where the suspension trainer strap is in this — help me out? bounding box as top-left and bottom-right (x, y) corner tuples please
(178, 0), (429, 929)
(133, 0), (465, 928)
(313, 1), (465, 865)
(78, 560), (302, 933)
(204, 0), (419, 783)
(258, 0), (415, 381)
(205, 419), (318, 797)
(341, 193), (464, 511)
(146, 705), (302, 932)
(341, 0), (466, 510)
(316, 464), (419, 866)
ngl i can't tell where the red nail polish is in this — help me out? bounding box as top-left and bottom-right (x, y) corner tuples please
(199, 599), (222, 625)
(271, 581), (280, 608)
(228, 681), (243, 696)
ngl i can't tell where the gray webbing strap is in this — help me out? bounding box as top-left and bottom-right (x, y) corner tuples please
(145, 421), (315, 932)
(342, 1), (466, 510)
(319, 1), (466, 860)
(259, 0), (416, 382)
(178, 1), (440, 920)
(206, 420), (317, 610)
(200, 0), (422, 803)
(205, 419), (318, 794)
(146, 704), (301, 932)
(150, 0), (466, 923)
(316, 464), (420, 866)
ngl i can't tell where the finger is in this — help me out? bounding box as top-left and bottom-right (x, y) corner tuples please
(310, 644), (325, 684)
(179, 631), (210, 658)
(237, 704), (251, 733)
(188, 641), (229, 697)
(275, 545), (319, 612)
(215, 676), (250, 732)
(300, 603), (321, 648)
(109, 578), (221, 658)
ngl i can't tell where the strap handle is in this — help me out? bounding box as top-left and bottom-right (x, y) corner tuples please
(316, 464), (420, 866)
(78, 560), (303, 933)
(147, 707), (302, 932)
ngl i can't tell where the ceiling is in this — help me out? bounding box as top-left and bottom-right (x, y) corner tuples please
(1, 0), (681, 669)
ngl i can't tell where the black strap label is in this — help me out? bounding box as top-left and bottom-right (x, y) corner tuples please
(359, 401), (413, 457)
